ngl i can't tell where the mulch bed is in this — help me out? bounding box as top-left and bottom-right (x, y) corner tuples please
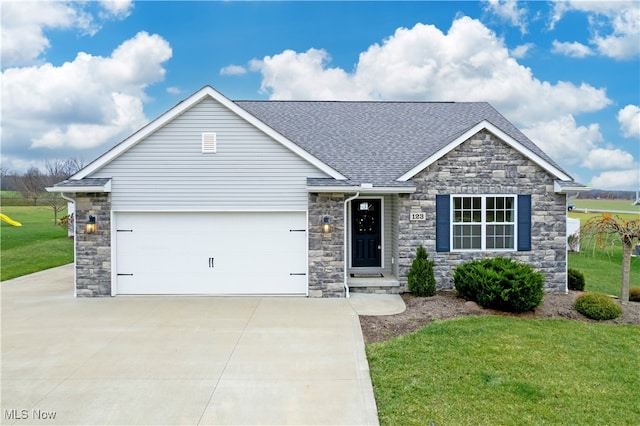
(360, 290), (640, 343)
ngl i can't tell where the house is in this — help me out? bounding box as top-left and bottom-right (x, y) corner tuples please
(49, 86), (586, 297)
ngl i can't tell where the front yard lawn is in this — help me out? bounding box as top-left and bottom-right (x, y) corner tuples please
(1, 206), (73, 281)
(367, 316), (640, 426)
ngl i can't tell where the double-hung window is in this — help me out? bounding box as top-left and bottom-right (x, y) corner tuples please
(451, 195), (516, 251)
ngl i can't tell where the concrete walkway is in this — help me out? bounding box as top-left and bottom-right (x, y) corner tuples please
(1, 265), (402, 425)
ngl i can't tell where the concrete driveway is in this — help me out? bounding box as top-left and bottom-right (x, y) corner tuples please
(1, 265), (380, 425)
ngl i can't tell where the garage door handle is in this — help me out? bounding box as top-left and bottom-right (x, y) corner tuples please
(118, 273), (134, 276)
(289, 229), (306, 232)
(290, 273), (306, 276)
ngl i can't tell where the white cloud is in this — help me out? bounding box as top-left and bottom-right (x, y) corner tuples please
(582, 148), (636, 170)
(550, 1), (640, 59)
(220, 64), (248, 76)
(252, 49), (367, 100)
(166, 86), (183, 95)
(251, 18), (610, 126)
(523, 115), (603, 166)
(0, 1), (133, 68)
(591, 169), (640, 190)
(510, 43), (534, 59)
(0, 2), (93, 67)
(551, 40), (593, 58)
(1, 32), (172, 154)
(618, 105), (640, 138)
(484, 0), (528, 34)
(99, 0), (134, 19)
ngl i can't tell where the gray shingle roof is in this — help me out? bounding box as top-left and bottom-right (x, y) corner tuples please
(235, 100), (567, 186)
(54, 178), (111, 187)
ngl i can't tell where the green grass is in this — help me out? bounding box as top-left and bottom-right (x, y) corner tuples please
(569, 249), (640, 296)
(572, 199), (640, 213)
(568, 212), (640, 296)
(367, 316), (640, 426)
(1, 206), (73, 281)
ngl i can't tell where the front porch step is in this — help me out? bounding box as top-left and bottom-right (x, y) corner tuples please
(347, 274), (400, 288)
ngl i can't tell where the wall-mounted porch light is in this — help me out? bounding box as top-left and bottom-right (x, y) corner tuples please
(85, 215), (97, 234)
(322, 215), (332, 233)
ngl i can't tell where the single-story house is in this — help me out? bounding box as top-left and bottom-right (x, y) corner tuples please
(49, 86), (587, 297)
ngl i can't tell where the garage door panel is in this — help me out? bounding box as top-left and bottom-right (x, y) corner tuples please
(115, 212), (307, 295)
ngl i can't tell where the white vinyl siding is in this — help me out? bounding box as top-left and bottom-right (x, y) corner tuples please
(91, 98), (328, 210)
(390, 194), (400, 278)
(383, 195), (393, 269)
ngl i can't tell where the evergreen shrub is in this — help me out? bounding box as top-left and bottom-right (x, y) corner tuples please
(575, 292), (622, 320)
(407, 245), (436, 297)
(567, 268), (586, 291)
(453, 257), (544, 312)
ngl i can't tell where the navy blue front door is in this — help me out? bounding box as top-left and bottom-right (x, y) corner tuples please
(351, 199), (381, 267)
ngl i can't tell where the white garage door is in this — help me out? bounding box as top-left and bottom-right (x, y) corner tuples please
(114, 212), (308, 295)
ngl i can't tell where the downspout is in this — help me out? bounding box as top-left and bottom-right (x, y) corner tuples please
(343, 192), (360, 298)
(60, 193), (77, 298)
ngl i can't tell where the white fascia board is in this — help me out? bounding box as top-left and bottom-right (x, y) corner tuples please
(73, 86), (346, 181)
(397, 120), (573, 182)
(46, 182), (111, 193)
(554, 181), (592, 193)
(307, 185), (416, 194)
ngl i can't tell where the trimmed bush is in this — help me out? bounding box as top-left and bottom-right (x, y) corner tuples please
(567, 268), (586, 291)
(407, 245), (436, 297)
(453, 257), (544, 312)
(629, 287), (640, 303)
(575, 292), (622, 320)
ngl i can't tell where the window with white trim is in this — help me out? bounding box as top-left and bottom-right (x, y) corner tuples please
(451, 195), (516, 251)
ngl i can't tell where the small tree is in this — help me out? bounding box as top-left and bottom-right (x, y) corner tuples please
(407, 245), (436, 296)
(20, 166), (44, 205)
(584, 214), (640, 304)
(42, 159), (81, 225)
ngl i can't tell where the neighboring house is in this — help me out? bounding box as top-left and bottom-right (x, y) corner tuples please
(49, 86), (587, 297)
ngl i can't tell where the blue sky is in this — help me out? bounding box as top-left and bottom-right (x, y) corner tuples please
(1, 1), (639, 190)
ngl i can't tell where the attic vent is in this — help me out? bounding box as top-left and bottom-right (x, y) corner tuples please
(202, 132), (217, 154)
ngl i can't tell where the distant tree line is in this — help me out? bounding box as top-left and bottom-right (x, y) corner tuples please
(1, 158), (84, 225)
(576, 189), (637, 200)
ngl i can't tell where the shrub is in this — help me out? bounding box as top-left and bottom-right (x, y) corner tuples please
(407, 245), (436, 297)
(575, 292), (622, 320)
(453, 257), (544, 312)
(629, 287), (640, 302)
(567, 268), (585, 291)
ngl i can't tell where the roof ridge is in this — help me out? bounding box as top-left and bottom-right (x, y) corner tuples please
(235, 100), (482, 104)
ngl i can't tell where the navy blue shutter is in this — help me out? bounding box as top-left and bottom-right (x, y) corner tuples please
(517, 194), (532, 251)
(435, 194), (450, 252)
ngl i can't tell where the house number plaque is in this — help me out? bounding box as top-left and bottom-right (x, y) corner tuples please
(410, 211), (426, 221)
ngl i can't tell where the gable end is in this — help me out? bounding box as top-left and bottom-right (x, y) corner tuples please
(72, 86), (345, 181)
(397, 120), (572, 182)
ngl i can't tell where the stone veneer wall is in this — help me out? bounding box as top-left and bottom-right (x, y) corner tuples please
(74, 193), (112, 297)
(308, 193), (346, 297)
(398, 130), (568, 292)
